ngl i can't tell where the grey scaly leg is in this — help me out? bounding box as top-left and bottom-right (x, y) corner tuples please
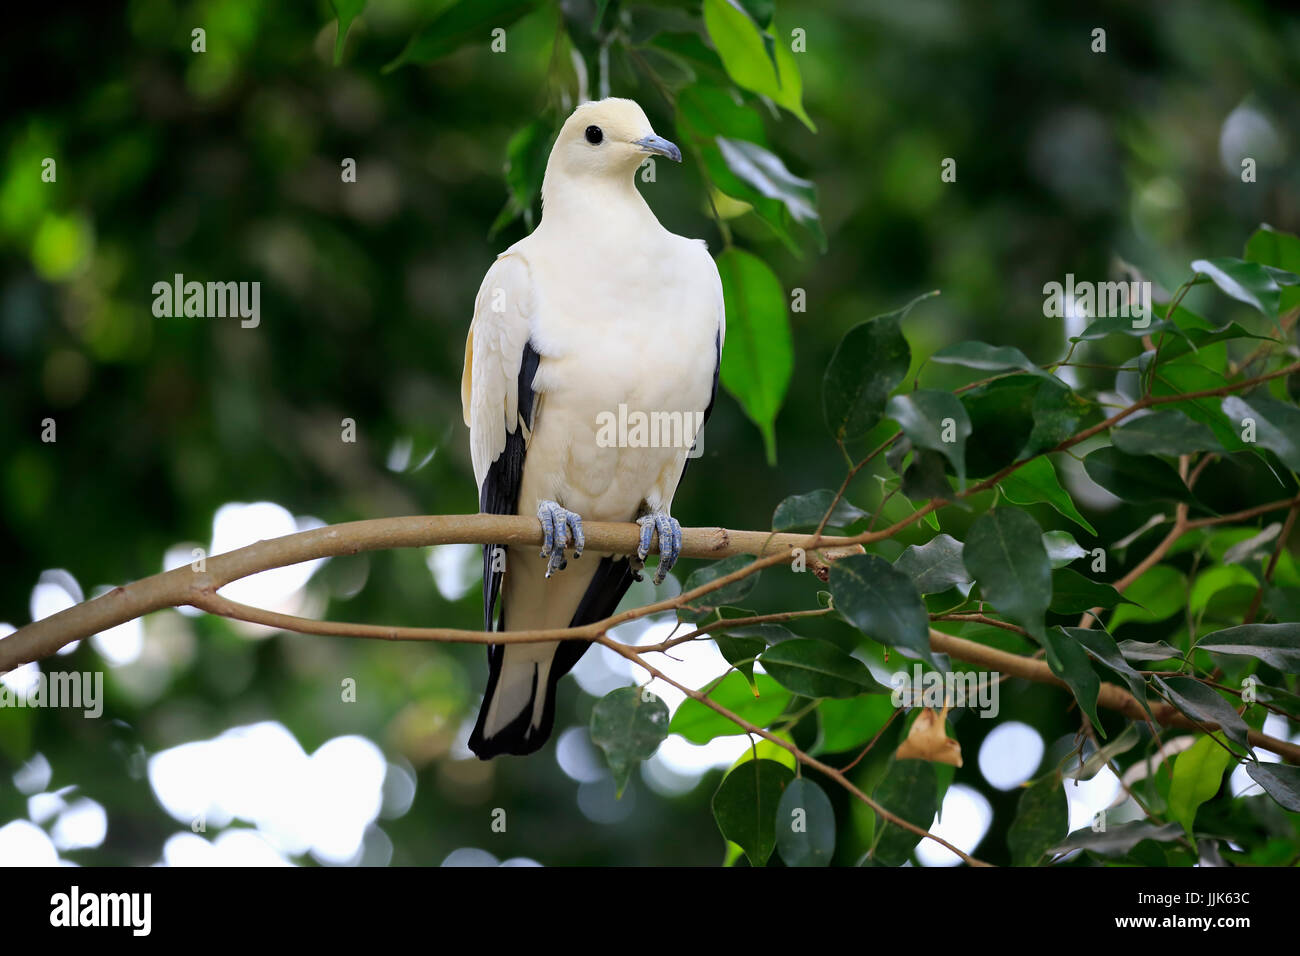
(636, 508), (682, 585)
(537, 499), (585, 578)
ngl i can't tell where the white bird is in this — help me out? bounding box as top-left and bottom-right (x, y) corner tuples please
(461, 98), (725, 758)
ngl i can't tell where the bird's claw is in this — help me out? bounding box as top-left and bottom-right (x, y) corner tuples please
(538, 499), (584, 578)
(636, 510), (682, 586)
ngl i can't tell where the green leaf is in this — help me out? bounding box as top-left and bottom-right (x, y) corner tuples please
(1109, 565), (1188, 630)
(1072, 315), (1177, 341)
(715, 137), (825, 251)
(1049, 568), (1127, 614)
(1196, 623), (1300, 672)
(871, 758), (937, 866)
(1188, 564), (1257, 617)
(384, 0), (540, 71)
(960, 375), (1046, 477)
(999, 456), (1097, 535)
(1150, 361), (1247, 452)
(885, 390), (972, 489)
(1245, 224), (1300, 312)
(702, 0), (814, 129)
(1007, 772), (1068, 866)
(759, 639), (888, 698)
(589, 686), (670, 796)
(1064, 626), (1152, 719)
(675, 83), (811, 254)
(711, 758), (794, 866)
(1065, 723), (1142, 781)
(1023, 378), (1098, 455)
(1154, 676), (1251, 752)
(1050, 820), (1184, 857)
(717, 247), (792, 463)
(816, 694), (895, 753)
(776, 777), (836, 867)
(963, 508), (1052, 639)
(1043, 530), (1087, 568)
(670, 673), (791, 744)
(489, 118), (553, 236)
(772, 489), (866, 532)
(1113, 409), (1225, 457)
(1083, 447), (1196, 505)
(930, 341), (1056, 381)
(1221, 394), (1300, 472)
(830, 553), (934, 666)
(328, 0), (366, 66)
(1117, 638), (1184, 662)
(1168, 733), (1234, 837)
(1040, 627), (1103, 733)
(822, 295), (928, 442)
(678, 554), (760, 622)
(1245, 761), (1300, 811)
(893, 533), (973, 596)
(897, 447), (955, 504)
(1191, 256), (1281, 316)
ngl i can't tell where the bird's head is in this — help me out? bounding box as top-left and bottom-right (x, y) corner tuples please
(545, 98), (682, 186)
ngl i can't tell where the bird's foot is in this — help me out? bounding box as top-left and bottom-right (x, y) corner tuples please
(537, 499), (585, 578)
(636, 508), (682, 586)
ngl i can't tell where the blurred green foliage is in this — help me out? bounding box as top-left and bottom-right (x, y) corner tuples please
(2, 0), (1299, 866)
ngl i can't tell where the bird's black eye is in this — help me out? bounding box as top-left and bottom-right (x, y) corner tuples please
(585, 125), (603, 145)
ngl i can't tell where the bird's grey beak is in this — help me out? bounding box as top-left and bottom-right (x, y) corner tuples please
(634, 134), (682, 163)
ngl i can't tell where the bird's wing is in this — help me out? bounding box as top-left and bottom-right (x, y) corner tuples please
(462, 250), (538, 630)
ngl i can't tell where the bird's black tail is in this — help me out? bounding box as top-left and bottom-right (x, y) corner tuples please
(469, 555), (636, 758)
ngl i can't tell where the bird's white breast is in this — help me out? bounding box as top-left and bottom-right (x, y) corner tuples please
(516, 231), (720, 521)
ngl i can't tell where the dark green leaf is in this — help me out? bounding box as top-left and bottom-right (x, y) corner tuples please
(1065, 626), (1152, 718)
(1072, 315), (1176, 341)
(776, 777), (836, 867)
(1245, 761), (1300, 812)
(823, 295), (928, 442)
(960, 375), (1043, 477)
(385, 0), (540, 71)
(885, 390), (972, 489)
(1220, 395), (1300, 472)
(871, 758), (937, 866)
(1050, 568), (1128, 614)
(1154, 676), (1251, 751)
(1050, 821), (1184, 857)
(1245, 224), (1300, 312)
(759, 638), (889, 698)
(1117, 639), (1184, 663)
(1191, 256), (1281, 316)
(1113, 409), (1225, 457)
(1083, 447), (1197, 505)
(1196, 623), (1300, 672)
(830, 553), (934, 666)
(963, 508), (1052, 639)
(1007, 772), (1067, 866)
(893, 534), (972, 596)
(1023, 378), (1098, 456)
(589, 687), (670, 796)
(678, 554), (760, 622)
(772, 489), (866, 532)
(931, 341), (1055, 380)
(1040, 627), (1103, 733)
(711, 758), (794, 866)
(899, 447), (955, 503)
